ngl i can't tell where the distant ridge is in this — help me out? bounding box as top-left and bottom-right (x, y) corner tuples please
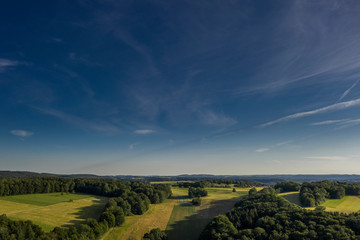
(1, 171), (360, 185)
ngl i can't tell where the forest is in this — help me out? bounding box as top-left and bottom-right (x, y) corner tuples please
(200, 187), (360, 240)
(178, 179), (263, 188)
(0, 177), (171, 239)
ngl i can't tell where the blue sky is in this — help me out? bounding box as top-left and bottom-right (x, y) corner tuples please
(1, 0), (360, 175)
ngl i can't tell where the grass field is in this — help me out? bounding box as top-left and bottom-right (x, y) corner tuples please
(320, 196), (360, 213)
(278, 192), (302, 207)
(277, 192), (360, 214)
(103, 198), (177, 240)
(166, 187), (247, 240)
(150, 181), (193, 185)
(0, 193), (107, 231)
(322, 197), (347, 208)
(0, 192), (92, 206)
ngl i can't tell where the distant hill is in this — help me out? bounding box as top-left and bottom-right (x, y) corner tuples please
(1, 171), (360, 185)
(0, 171), (102, 179)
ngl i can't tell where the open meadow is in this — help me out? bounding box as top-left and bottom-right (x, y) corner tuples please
(166, 186), (249, 240)
(0, 192), (107, 231)
(320, 196), (360, 213)
(102, 185), (252, 240)
(102, 198), (177, 240)
(278, 192), (360, 214)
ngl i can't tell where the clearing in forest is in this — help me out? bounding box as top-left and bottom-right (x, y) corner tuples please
(0, 193), (107, 231)
(321, 196), (360, 213)
(102, 198), (177, 240)
(166, 187), (248, 240)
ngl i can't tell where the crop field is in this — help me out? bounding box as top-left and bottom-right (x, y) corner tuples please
(278, 192), (360, 214)
(0, 193), (107, 231)
(103, 198), (177, 240)
(166, 187), (247, 240)
(320, 196), (360, 213)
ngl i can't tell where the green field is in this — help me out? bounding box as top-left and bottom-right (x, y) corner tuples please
(0, 192), (92, 206)
(277, 192), (360, 214)
(103, 198), (177, 240)
(321, 197), (347, 208)
(278, 192), (302, 207)
(166, 187), (247, 240)
(320, 196), (360, 213)
(0, 193), (107, 231)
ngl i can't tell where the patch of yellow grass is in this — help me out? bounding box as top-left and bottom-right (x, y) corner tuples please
(103, 198), (177, 240)
(0, 196), (107, 231)
(322, 196), (360, 214)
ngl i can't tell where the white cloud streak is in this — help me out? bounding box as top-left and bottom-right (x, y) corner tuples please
(306, 156), (348, 161)
(33, 107), (121, 134)
(10, 130), (34, 137)
(134, 129), (155, 135)
(311, 118), (360, 129)
(338, 79), (359, 102)
(256, 148), (270, 153)
(259, 98), (360, 127)
(0, 58), (19, 72)
(129, 142), (140, 150)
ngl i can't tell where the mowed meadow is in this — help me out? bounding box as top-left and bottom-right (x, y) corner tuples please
(103, 184), (256, 240)
(278, 191), (360, 214)
(0, 192), (107, 231)
(0, 183), (262, 239)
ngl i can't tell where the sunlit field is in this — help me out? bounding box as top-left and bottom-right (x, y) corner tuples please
(103, 198), (177, 240)
(320, 196), (360, 214)
(0, 193), (107, 231)
(278, 192), (360, 214)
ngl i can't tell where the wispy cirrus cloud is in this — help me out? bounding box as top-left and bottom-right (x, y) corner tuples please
(134, 129), (155, 135)
(310, 119), (349, 126)
(10, 130), (34, 138)
(0, 58), (20, 72)
(255, 148), (270, 153)
(306, 156), (348, 161)
(311, 118), (360, 129)
(129, 142), (140, 150)
(255, 141), (291, 153)
(33, 107), (121, 134)
(338, 79), (359, 102)
(259, 98), (360, 127)
(229, 1), (360, 96)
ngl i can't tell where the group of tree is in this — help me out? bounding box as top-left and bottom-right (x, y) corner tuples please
(200, 187), (360, 240)
(178, 179), (262, 188)
(191, 197), (202, 206)
(0, 177), (171, 239)
(274, 181), (301, 193)
(188, 187), (208, 198)
(143, 228), (167, 240)
(300, 181), (360, 207)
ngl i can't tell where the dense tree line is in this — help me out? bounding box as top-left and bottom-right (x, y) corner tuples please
(200, 187), (360, 240)
(274, 181), (301, 193)
(188, 187), (208, 198)
(300, 181), (360, 207)
(0, 177), (171, 239)
(178, 179), (262, 188)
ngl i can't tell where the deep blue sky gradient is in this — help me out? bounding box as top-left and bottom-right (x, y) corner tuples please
(1, 0), (360, 174)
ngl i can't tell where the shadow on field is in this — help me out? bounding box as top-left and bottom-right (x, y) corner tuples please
(61, 197), (107, 228)
(280, 192), (302, 207)
(166, 197), (240, 240)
